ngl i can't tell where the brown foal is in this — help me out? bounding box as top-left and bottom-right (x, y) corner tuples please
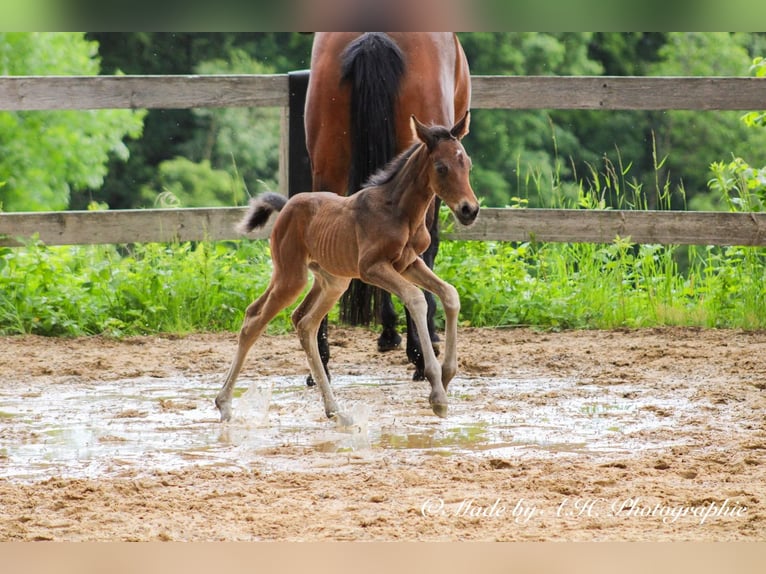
(215, 112), (478, 423)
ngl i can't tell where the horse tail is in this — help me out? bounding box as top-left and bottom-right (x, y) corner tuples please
(236, 192), (287, 234)
(339, 32), (405, 326)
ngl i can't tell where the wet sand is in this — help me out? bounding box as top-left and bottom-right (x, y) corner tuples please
(1, 327), (764, 540)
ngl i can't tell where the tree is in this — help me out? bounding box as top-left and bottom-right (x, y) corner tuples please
(649, 33), (766, 210)
(84, 33), (312, 210)
(458, 33), (604, 207)
(138, 49), (281, 208)
(0, 33), (145, 211)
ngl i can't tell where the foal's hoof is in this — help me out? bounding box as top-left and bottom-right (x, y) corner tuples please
(331, 411), (355, 428)
(431, 402), (448, 418)
(412, 367), (426, 382)
(215, 398), (232, 423)
(429, 390), (448, 418)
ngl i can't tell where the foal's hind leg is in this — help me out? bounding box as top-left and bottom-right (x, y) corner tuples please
(292, 264), (350, 420)
(216, 274), (306, 422)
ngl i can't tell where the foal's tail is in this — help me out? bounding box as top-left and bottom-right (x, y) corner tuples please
(236, 192), (287, 234)
(339, 32), (405, 325)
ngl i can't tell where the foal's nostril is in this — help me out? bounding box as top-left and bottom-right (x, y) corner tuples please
(459, 202), (479, 224)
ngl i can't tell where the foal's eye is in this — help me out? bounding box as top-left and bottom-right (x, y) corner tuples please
(435, 163), (448, 176)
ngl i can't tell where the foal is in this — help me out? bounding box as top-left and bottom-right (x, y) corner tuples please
(215, 113), (478, 423)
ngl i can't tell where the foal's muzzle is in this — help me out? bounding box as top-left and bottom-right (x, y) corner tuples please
(455, 201), (480, 226)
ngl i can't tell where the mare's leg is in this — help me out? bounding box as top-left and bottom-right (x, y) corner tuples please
(292, 264), (350, 419)
(378, 291), (402, 352)
(402, 258), (460, 390)
(424, 197), (442, 347)
(306, 316), (331, 387)
(361, 263), (448, 417)
(216, 272), (307, 422)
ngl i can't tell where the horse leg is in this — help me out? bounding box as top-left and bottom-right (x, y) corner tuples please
(407, 200), (441, 380)
(377, 291), (402, 352)
(306, 316), (331, 387)
(293, 265), (350, 420)
(216, 274), (306, 422)
(362, 263), (448, 417)
(404, 307), (425, 381)
(402, 258), (460, 390)
(423, 200), (441, 349)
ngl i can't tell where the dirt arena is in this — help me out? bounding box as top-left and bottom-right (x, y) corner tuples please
(1, 326), (764, 541)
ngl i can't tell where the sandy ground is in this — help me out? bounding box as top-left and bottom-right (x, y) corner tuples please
(1, 326), (765, 541)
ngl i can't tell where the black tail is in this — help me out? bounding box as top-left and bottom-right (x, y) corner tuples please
(236, 192), (287, 234)
(339, 32), (405, 326)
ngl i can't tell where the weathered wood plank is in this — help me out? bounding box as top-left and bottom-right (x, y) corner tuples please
(447, 208), (766, 245)
(1, 75), (765, 111)
(0, 207), (267, 246)
(0, 75), (289, 110)
(471, 76), (766, 110)
(3, 208), (766, 248)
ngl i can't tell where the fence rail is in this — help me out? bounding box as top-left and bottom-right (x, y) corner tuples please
(1, 74), (765, 111)
(3, 208), (766, 248)
(2, 74), (766, 248)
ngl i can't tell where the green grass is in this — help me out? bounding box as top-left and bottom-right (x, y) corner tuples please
(0, 239), (303, 337)
(435, 239), (766, 331)
(1, 230), (764, 338)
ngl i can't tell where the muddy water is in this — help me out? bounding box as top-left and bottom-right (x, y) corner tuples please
(0, 372), (700, 482)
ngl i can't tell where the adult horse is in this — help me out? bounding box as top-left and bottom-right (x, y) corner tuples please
(304, 32), (471, 382)
(217, 114), (478, 422)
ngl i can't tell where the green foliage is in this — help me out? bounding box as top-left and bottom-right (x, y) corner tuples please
(0, 239), (304, 337)
(140, 158), (246, 208)
(2, 229), (763, 337)
(434, 235), (766, 331)
(139, 49), (280, 208)
(742, 57), (766, 128)
(86, 33), (312, 211)
(0, 33), (145, 212)
(701, 53), (766, 213)
(706, 158), (766, 212)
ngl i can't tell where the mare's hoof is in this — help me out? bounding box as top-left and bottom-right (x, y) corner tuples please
(306, 368), (331, 387)
(412, 368), (426, 382)
(378, 332), (402, 352)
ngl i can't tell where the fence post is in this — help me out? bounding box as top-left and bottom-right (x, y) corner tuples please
(288, 70), (313, 197)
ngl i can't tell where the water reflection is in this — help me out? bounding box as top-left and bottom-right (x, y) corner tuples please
(0, 373), (694, 482)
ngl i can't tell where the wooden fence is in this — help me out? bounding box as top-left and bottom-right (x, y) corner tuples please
(2, 74), (766, 248)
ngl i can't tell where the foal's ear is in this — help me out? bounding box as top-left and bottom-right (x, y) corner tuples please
(450, 110), (470, 140)
(410, 114), (438, 150)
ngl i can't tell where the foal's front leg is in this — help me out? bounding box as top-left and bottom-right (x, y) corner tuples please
(402, 258), (460, 389)
(362, 263), (449, 417)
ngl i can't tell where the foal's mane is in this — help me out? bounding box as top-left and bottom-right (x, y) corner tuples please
(362, 126), (454, 190)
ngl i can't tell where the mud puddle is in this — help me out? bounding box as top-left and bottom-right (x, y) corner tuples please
(0, 371), (707, 482)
